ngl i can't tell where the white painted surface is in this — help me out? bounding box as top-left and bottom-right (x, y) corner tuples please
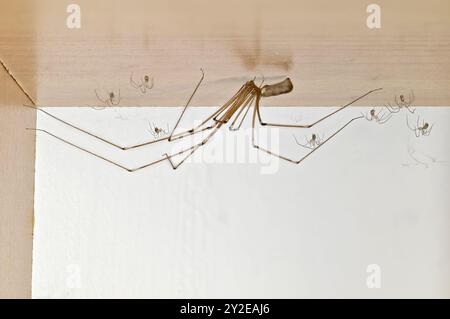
(32, 106), (450, 298)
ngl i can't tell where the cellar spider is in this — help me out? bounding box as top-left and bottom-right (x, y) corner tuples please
(362, 108), (392, 124)
(293, 133), (324, 150)
(385, 90), (415, 114)
(25, 69), (382, 172)
(130, 73), (154, 94)
(95, 89), (121, 107)
(148, 122), (170, 139)
(406, 114), (433, 137)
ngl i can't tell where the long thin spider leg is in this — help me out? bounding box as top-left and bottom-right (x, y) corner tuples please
(130, 73), (140, 89)
(28, 128), (220, 172)
(293, 135), (314, 150)
(375, 109), (383, 118)
(378, 113), (392, 124)
(378, 110), (392, 124)
(385, 103), (400, 114)
(210, 91), (245, 124)
(318, 134), (325, 145)
(24, 104), (213, 150)
(294, 116), (364, 164)
(407, 91), (415, 111)
(148, 122), (159, 139)
(27, 128), (169, 172)
(229, 91), (254, 127)
(146, 77), (154, 90)
(89, 104), (107, 111)
(94, 89), (107, 105)
(229, 90), (256, 130)
(379, 110), (388, 119)
(258, 74), (265, 88)
(382, 104), (391, 113)
(362, 112), (371, 121)
(410, 90), (415, 104)
(164, 121), (223, 169)
(395, 95), (402, 107)
(169, 68), (205, 141)
(405, 105), (416, 114)
(148, 124), (157, 139)
(215, 88), (249, 123)
(165, 123), (170, 135)
(415, 130), (420, 138)
(230, 96), (254, 131)
(215, 85), (252, 123)
(317, 134), (324, 145)
(405, 114), (417, 132)
(130, 125), (213, 149)
(182, 84), (249, 138)
(252, 102), (364, 164)
(384, 103), (392, 113)
(257, 88), (382, 128)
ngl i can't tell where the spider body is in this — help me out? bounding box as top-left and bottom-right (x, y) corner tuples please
(95, 89), (121, 107)
(293, 133), (323, 150)
(363, 108), (392, 124)
(130, 73), (154, 93)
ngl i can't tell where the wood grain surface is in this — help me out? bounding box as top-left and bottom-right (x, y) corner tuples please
(0, 60), (35, 299)
(0, 0), (449, 107)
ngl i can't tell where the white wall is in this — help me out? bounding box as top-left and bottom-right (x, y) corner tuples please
(32, 106), (450, 298)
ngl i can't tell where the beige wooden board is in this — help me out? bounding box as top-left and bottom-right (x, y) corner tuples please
(0, 0), (449, 107)
(0, 62), (35, 299)
(0, 0), (449, 298)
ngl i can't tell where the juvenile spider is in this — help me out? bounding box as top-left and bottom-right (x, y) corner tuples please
(148, 122), (170, 139)
(362, 108), (392, 124)
(386, 90), (415, 114)
(95, 89), (121, 107)
(406, 115), (433, 137)
(293, 133), (323, 150)
(130, 73), (154, 94)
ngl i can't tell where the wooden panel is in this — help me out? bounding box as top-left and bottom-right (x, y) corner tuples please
(0, 0), (449, 107)
(0, 0), (35, 299)
(0, 0), (448, 298)
(0, 62), (35, 298)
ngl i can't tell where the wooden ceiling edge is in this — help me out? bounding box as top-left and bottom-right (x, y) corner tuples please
(0, 57), (37, 106)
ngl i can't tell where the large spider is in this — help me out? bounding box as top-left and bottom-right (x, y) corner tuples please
(26, 69), (382, 172)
